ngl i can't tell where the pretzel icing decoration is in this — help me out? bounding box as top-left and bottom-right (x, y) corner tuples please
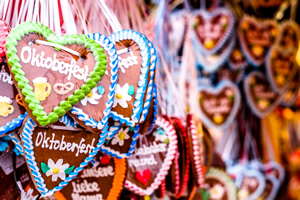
(54, 82), (74, 95)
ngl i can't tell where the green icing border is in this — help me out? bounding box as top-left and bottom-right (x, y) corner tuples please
(6, 22), (107, 126)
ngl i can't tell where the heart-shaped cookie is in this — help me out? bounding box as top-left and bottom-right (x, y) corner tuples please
(125, 116), (177, 196)
(68, 33), (119, 133)
(259, 175), (280, 200)
(6, 22), (107, 126)
(266, 45), (298, 92)
(244, 71), (281, 118)
(108, 30), (151, 126)
(20, 115), (104, 196)
(198, 80), (241, 129)
(54, 154), (126, 200)
(277, 20), (300, 50)
(228, 39), (248, 70)
(238, 16), (278, 66)
(192, 8), (235, 55)
(195, 36), (235, 73)
(281, 69), (300, 106)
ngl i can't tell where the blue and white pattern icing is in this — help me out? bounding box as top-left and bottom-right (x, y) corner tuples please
(100, 125), (139, 159)
(20, 114), (105, 196)
(109, 29), (150, 126)
(9, 132), (24, 155)
(0, 112), (27, 136)
(70, 33), (118, 133)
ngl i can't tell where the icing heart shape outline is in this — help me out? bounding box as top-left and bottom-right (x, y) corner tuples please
(265, 45), (298, 93)
(238, 16), (278, 67)
(198, 80), (241, 129)
(20, 115), (104, 196)
(277, 20), (300, 50)
(192, 8), (235, 55)
(69, 33), (119, 132)
(6, 21), (107, 126)
(125, 116), (178, 196)
(108, 29), (151, 126)
(244, 71), (281, 118)
(136, 169), (151, 186)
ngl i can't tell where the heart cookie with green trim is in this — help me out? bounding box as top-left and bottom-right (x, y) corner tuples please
(6, 22), (107, 126)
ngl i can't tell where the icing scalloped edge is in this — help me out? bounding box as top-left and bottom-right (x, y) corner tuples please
(189, 114), (205, 187)
(6, 21), (107, 126)
(21, 115), (107, 196)
(70, 33), (119, 131)
(124, 116), (178, 196)
(0, 112), (27, 136)
(9, 132), (24, 155)
(109, 29), (150, 125)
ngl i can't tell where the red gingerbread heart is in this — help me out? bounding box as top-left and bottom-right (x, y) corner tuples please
(136, 169), (151, 186)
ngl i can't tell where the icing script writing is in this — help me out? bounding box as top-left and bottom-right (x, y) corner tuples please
(35, 132), (95, 157)
(81, 166), (115, 178)
(128, 142), (167, 168)
(254, 85), (276, 99)
(20, 46), (89, 81)
(0, 66), (14, 85)
(202, 98), (231, 114)
(71, 179), (103, 200)
(117, 48), (138, 73)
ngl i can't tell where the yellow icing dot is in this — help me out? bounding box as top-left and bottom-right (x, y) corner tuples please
(252, 45), (264, 57)
(213, 114), (223, 124)
(53, 168), (60, 174)
(204, 39), (215, 49)
(116, 93), (123, 99)
(276, 75), (285, 85)
(118, 132), (126, 140)
(233, 49), (243, 60)
(87, 92), (93, 98)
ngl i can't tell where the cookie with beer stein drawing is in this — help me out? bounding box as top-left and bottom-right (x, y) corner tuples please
(19, 114), (105, 196)
(109, 30), (151, 126)
(5, 22), (107, 126)
(238, 16), (278, 66)
(69, 33), (119, 133)
(0, 20), (27, 136)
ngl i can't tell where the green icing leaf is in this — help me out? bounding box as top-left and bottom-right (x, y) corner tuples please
(200, 188), (210, 200)
(41, 162), (50, 174)
(129, 126), (135, 132)
(65, 165), (75, 175)
(128, 85), (135, 95)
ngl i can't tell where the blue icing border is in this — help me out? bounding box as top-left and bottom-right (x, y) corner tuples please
(9, 132), (24, 155)
(198, 80), (241, 129)
(100, 125), (139, 159)
(109, 30), (150, 126)
(191, 8), (235, 56)
(20, 114), (105, 196)
(195, 37), (235, 73)
(0, 112), (27, 136)
(70, 33), (118, 133)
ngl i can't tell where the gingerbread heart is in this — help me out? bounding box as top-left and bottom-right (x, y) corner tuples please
(0, 20), (27, 136)
(277, 20), (300, 50)
(55, 154), (126, 200)
(259, 175), (280, 200)
(238, 16), (278, 66)
(108, 30), (151, 126)
(192, 8), (235, 55)
(69, 33), (119, 133)
(125, 116), (177, 196)
(281, 69), (300, 106)
(20, 115), (104, 196)
(198, 80), (241, 129)
(244, 71), (281, 118)
(266, 45), (297, 92)
(6, 22), (107, 126)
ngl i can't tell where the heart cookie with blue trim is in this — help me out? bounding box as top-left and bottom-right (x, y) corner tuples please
(69, 33), (118, 133)
(198, 80), (241, 129)
(6, 22), (107, 126)
(20, 115), (103, 196)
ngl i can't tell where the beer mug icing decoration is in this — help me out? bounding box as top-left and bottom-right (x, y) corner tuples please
(5, 21), (107, 126)
(69, 33), (119, 133)
(108, 30), (151, 126)
(0, 20), (27, 136)
(238, 16), (278, 67)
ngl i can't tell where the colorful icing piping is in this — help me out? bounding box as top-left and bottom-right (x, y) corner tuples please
(189, 115), (205, 187)
(198, 80), (241, 129)
(9, 132), (24, 155)
(70, 33), (118, 132)
(0, 112), (27, 136)
(124, 116), (178, 196)
(0, 19), (9, 62)
(192, 8), (235, 55)
(6, 22), (107, 126)
(20, 115), (107, 196)
(109, 29), (150, 126)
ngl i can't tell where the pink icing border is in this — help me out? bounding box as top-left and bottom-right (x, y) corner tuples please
(125, 116), (178, 196)
(189, 114), (205, 187)
(174, 150), (180, 194)
(0, 19), (9, 61)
